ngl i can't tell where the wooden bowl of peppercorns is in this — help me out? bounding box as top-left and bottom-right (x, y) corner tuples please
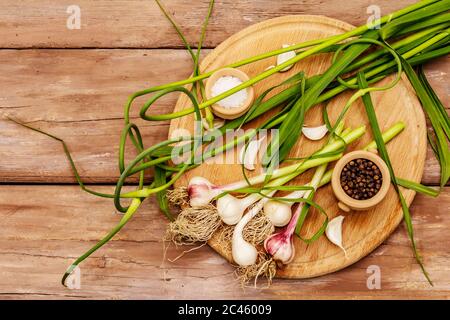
(331, 150), (391, 211)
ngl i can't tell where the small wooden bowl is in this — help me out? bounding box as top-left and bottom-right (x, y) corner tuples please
(205, 68), (254, 120)
(331, 150), (391, 211)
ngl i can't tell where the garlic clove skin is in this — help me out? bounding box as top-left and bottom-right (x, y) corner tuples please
(277, 44), (296, 72)
(263, 201), (292, 227)
(325, 215), (347, 256)
(216, 194), (245, 225)
(187, 176), (218, 208)
(302, 124), (328, 141)
(239, 136), (265, 171)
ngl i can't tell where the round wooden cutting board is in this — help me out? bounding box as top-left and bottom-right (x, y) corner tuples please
(168, 15), (426, 278)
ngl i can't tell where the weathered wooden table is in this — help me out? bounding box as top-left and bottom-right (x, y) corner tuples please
(0, 0), (448, 299)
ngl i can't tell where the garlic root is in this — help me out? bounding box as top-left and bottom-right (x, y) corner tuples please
(167, 187), (189, 207)
(235, 252), (276, 288)
(166, 204), (221, 245)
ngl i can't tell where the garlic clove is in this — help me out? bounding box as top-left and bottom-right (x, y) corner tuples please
(239, 136), (265, 171)
(277, 44), (296, 72)
(325, 215), (347, 257)
(302, 124), (328, 141)
(202, 117), (225, 131)
(263, 200), (292, 227)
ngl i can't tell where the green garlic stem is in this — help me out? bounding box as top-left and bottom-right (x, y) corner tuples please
(140, 0), (440, 121)
(122, 125), (365, 198)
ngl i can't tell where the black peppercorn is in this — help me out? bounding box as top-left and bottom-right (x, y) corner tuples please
(340, 158), (383, 200)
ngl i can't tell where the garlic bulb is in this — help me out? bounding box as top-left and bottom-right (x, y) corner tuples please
(277, 44), (296, 72)
(187, 176), (220, 207)
(264, 208), (299, 264)
(263, 200), (292, 227)
(263, 189), (306, 227)
(265, 234), (295, 264)
(302, 124), (328, 141)
(216, 193), (259, 225)
(325, 215), (347, 256)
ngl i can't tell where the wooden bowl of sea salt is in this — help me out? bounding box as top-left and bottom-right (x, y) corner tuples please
(205, 68), (255, 120)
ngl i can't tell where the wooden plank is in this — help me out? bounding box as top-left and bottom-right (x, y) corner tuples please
(0, 49), (447, 184)
(0, 185), (448, 299)
(0, 49), (191, 183)
(0, 0), (419, 49)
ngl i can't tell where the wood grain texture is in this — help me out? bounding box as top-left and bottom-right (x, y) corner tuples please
(0, 49), (447, 184)
(0, 0), (448, 300)
(0, 185), (448, 299)
(0, 0), (419, 48)
(169, 15), (429, 278)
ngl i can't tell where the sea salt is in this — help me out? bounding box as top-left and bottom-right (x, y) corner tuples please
(211, 76), (248, 108)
